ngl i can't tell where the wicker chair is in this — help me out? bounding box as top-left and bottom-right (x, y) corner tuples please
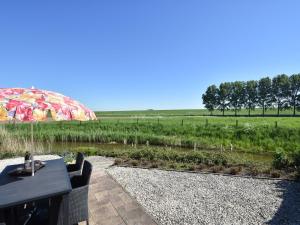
(67, 152), (85, 178)
(28, 160), (92, 225)
(68, 160), (93, 225)
(0, 209), (5, 225)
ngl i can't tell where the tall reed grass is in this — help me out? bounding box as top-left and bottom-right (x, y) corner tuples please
(3, 120), (300, 154)
(0, 126), (49, 158)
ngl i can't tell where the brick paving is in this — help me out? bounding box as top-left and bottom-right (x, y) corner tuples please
(80, 156), (158, 225)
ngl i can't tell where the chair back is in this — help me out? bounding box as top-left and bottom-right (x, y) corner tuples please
(82, 161), (92, 186)
(75, 152), (85, 171)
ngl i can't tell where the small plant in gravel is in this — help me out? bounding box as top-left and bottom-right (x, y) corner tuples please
(114, 158), (123, 165)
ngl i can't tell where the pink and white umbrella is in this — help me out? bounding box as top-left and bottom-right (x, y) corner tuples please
(0, 88), (96, 122)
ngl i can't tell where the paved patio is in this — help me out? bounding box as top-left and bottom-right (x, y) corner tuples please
(82, 157), (158, 225)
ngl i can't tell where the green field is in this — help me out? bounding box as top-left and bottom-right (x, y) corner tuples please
(96, 108), (300, 117)
(2, 112), (300, 152)
(1, 108), (300, 179)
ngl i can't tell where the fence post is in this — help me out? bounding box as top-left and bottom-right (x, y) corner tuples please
(275, 121), (278, 128)
(181, 120), (184, 126)
(134, 136), (138, 148)
(235, 120), (238, 127)
(205, 119), (208, 127)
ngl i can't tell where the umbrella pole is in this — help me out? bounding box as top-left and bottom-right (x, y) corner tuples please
(31, 122), (34, 176)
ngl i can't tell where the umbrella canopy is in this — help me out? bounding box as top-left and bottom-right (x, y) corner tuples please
(0, 88), (97, 122)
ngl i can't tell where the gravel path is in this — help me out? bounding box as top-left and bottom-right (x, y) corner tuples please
(107, 167), (300, 225)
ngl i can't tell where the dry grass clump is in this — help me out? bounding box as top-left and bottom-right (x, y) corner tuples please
(140, 160), (150, 167)
(196, 164), (207, 170)
(270, 170), (281, 178)
(211, 165), (224, 173)
(129, 159), (139, 166)
(0, 126), (46, 155)
(114, 158), (123, 165)
(228, 166), (242, 175)
(248, 167), (259, 176)
(169, 163), (177, 169)
(187, 165), (197, 171)
(150, 162), (159, 168)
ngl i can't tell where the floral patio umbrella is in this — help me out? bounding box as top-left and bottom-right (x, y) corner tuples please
(0, 87), (97, 175)
(0, 88), (97, 122)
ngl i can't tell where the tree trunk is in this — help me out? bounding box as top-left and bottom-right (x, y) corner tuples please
(235, 108), (237, 117)
(293, 97), (296, 116)
(262, 102), (265, 117)
(222, 108), (225, 116)
(248, 107), (250, 117)
(277, 103), (280, 117)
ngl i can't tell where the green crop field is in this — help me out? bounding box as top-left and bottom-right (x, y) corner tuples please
(96, 108), (300, 117)
(1, 108), (300, 179)
(2, 112), (300, 152)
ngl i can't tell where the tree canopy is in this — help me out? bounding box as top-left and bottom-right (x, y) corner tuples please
(202, 73), (300, 116)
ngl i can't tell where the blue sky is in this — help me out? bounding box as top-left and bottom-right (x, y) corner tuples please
(0, 1), (300, 111)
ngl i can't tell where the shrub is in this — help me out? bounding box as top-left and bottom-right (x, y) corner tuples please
(169, 163), (177, 169)
(229, 166), (242, 175)
(273, 149), (290, 169)
(196, 164), (207, 170)
(291, 150), (300, 168)
(249, 167), (259, 176)
(129, 160), (139, 166)
(188, 165), (197, 171)
(158, 160), (166, 167)
(114, 158), (123, 165)
(150, 162), (158, 168)
(270, 170), (281, 178)
(211, 165), (224, 173)
(129, 150), (143, 160)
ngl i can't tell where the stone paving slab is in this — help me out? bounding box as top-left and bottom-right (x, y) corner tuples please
(80, 156), (158, 225)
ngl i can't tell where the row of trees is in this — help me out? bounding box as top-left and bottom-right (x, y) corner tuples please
(202, 74), (300, 116)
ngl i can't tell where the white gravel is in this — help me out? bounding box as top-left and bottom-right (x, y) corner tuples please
(0, 155), (61, 173)
(107, 167), (300, 225)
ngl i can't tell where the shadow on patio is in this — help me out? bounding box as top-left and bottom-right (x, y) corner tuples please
(267, 179), (300, 225)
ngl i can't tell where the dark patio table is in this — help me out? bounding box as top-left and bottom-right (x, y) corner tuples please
(0, 158), (72, 225)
